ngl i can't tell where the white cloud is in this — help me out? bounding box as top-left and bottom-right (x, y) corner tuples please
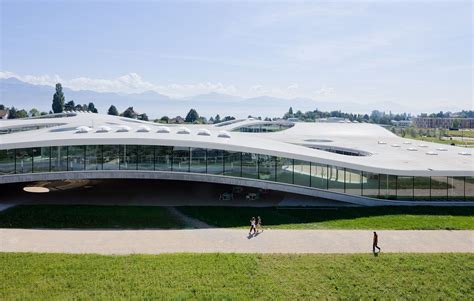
(315, 86), (335, 96)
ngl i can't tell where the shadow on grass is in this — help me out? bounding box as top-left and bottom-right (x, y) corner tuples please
(0, 205), (473, 230)
(177, 206), (474, 229)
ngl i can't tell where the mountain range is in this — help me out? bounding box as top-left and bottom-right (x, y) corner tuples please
(0, 77), (464, 118)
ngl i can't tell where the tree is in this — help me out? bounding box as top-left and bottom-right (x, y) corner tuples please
(214, 114), (221, 123)
(88, 102), (98, 113)
(138, 113), (148, 121)
(8, 107), (17, 119)
(185, 108), (199, 123)
(159, 116), (169, 123)
(0, 104), (5, 110)
(108, 105), (119, 116)
(52, 83), (65, 113)
(74, 104), (83, 111)
(16, 109), (28, 118)
(29, 108), (40, 117)
(64, 100), (75, 111)
(122, 107), (137, 119)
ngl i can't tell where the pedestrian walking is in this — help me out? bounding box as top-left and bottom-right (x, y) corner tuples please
(373, 231), (381, 253)
(249, 217), (256, 235)
(256, 216), (263, 233)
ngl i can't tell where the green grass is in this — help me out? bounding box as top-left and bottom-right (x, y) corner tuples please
(0, 205), (185, 229)
(178, 206), (474, 230)
(0, 253), (472, 300)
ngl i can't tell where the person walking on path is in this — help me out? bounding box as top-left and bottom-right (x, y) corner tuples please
(373, 231), (381, 253)
(256, 216), (263, 233)
(249, 217), (256, 235)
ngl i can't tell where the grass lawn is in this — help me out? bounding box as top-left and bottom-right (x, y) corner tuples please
(0, 205), (185, 229)
(178, 206), (474, 230)
(0, 253), (472, 300)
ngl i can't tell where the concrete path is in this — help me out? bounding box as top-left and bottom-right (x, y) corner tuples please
(1, 229), (472, 254)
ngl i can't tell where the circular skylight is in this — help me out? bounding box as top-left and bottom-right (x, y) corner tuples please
(458, 152), (472, 156)
(177, 127), (191, 134)
(116, 125), (131, 132)
(391, 144), (400, 147)
(75, 126), (91, 133)
(197, 129), (211, 136)
(407, 147), (418, 151)
(418, 144), (428, 148)
(136, 125), (151, 132)
(157, 126), (170, 133)
(403, 141), (412, 144)
(425, 151), (438, 155)
(378, 141), (386, 144)
(436, 147), (448, 151)
(96, 125), (111, 133)
(218, 130), (231, 138)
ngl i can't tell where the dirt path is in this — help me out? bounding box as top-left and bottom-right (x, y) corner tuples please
(1, 229), (472, 254)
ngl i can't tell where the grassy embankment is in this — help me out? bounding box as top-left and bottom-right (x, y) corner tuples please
(178, 206), (474, 230)
(1, 205), (473, 230)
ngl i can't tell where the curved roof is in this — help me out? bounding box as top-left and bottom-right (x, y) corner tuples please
(1, 112), (473, 176)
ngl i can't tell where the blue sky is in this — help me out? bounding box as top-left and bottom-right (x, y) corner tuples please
(1, 0), (472, 110)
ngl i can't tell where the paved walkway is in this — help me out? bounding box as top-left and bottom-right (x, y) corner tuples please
(1, 229), (472, 254)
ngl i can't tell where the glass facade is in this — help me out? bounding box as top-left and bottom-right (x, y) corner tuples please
(0, 144), (473, 201)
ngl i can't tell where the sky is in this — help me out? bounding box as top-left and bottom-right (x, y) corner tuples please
(0, 0), (472, 110)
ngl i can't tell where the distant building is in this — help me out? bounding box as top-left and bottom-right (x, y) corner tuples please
(391, 119), (412, 127)
(170, 116), (184, 124)
(413, 117), (474, 129)
(315, 117), (352, 123)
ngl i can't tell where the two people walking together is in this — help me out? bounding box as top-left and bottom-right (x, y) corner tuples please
(249, 216), (262, 236)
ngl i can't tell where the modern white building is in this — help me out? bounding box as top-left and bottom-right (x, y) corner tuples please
(1, 112), (473, 206)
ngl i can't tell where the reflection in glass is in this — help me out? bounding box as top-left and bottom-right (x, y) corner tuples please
(448, 177), (465, 201)
(102, 145), (120, 170)
(431, 176), (448, 201)
(311, 163), (327, 189)
(51, 146), (68, 172)
(362, 171), (379, 198)
(397, 176), (413, 200)
(15, 148), (33, 174)
(172, 147), (190, 172)
(293, 160), (310, 187)
(328, 166), (345, 193)
(258, 155), (275, 181)
(86, 145), (101, 170)
(276, 157), (293, 184)
(380, 174), (397, 199)
(121, 145), (137, 170)
(224, 151), (240, 177)
(0, 149), (15, 174)
(33, 147), (50, 173)
(241, 152), (257, 179)
(190, 148), (207, 173)
(68, 145), (85, 171)
(465, 177), (474, 201)
(156, 146), (172, 171)
(345, 168), (362, 196)
(138, 145), (154, 170)
(207, 149), (224, 175)
(413, 177), (431, 200)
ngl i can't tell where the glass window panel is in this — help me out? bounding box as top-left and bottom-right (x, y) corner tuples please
(0, 149), (15, 174)
(172, 146), (190, 172)
(293, 160), (310, 187)
(51, 146), (68, 171)
(258, 155), (275, 181)
(102, 145), (120, 170)
(362, 172), (379, 198)
(138, 145), (154, 170)
(207, 149), (224, 175)
(223, 151), (240, 177)
(311, 163), (327, 189)
(86, 145), (101, 170)
(190, 148), (207, 173)
(120, 145), (137, 170)
(448, 177), (465, 201)
(465, 177), (474, 201)
(276, 157), (293, 184)
(414, 177), (431, 200)
(380, 174), (397, 199)
(397, 176), (413, 200)
(345, 168), (362, 196)
(155, 146), (172, 171)
(431, 176), (448, 201)
(241, 152), (258, 179)
(328, 166), (345, 193)
(15, 148), (33, 174)
(68, 145), (85, 171)
(33, 147), (50, 173)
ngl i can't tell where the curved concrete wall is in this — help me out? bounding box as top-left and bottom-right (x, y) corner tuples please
(1, 171), (473, 206)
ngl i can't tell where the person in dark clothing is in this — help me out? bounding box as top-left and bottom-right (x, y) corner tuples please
(373, 231), (381, 253)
